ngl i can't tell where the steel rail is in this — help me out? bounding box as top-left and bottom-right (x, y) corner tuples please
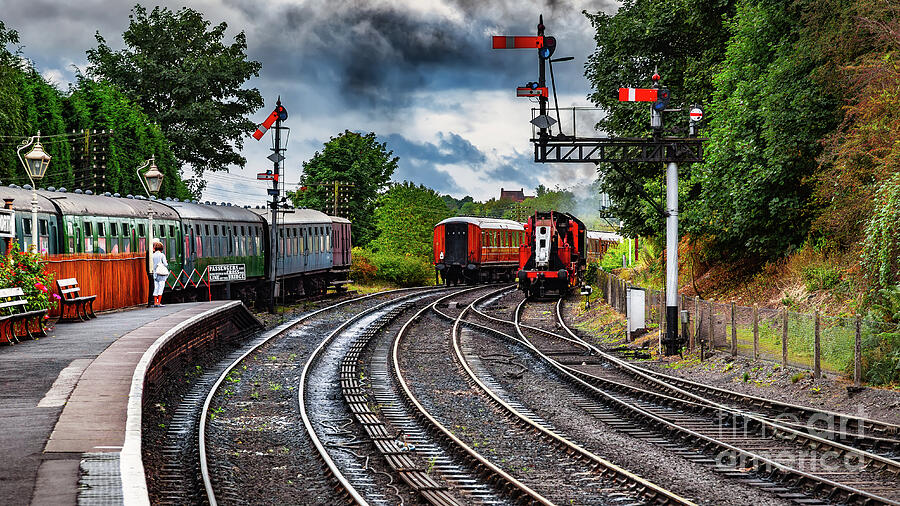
(476, 295), (900, 475)
(298, 290), (448, 505)
(199, 287), (431, 505)
(495, 297), (900, 505)
(549, 298), (900, 468)
(392, 287), (554, 506)
(434, 288), (694, 505)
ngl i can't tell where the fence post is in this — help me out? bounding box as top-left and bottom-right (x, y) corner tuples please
(708, 301), (714, 352)
(645, 289), (650, 330)
(753, 304), (759, 360)
(814, 310), (821, 379)
(782, 308), (788, 368)
(607, 274), (612, 306)
(731, 301), (737, 357)
(691, 296), (699, 353)
(855, 317), (862, 386)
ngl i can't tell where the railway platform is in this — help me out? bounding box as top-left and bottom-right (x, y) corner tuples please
(0, 300), (261, 506)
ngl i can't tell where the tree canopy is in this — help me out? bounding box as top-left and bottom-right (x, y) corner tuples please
(291, 131), (398, 246)
(86, 5), (263, 193)
(370, 181), (453, 258)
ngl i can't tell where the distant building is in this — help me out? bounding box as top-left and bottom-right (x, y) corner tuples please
(499, 187), (534, 202)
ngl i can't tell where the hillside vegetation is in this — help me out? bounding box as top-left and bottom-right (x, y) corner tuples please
(585, 0), (900, 311)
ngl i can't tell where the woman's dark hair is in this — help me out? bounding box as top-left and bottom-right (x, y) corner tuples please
(154, 242), (164, 252)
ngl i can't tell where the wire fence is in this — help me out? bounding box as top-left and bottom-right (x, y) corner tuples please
(593, 269), (900, 384)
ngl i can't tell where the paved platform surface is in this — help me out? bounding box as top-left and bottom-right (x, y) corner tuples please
(0, 301), (234, 506)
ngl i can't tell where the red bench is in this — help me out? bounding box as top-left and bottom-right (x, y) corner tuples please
(57, 278), (97, 322)
(0, 287), (49, 344)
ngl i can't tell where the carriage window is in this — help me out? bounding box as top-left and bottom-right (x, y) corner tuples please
(205, 224), (210, 235)
(138, 224), (145, 236)
(241, 226), (245, 235)
(213, 224), (218, 235)
(85, 222), (94, 236)
(40, 219), (48, 236)
(195, 224), (201, 235)
(22, 218), (31, 234)
(111, 223), (119, 236)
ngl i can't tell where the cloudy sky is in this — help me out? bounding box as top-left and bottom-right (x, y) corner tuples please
(2, 0), (619, 205)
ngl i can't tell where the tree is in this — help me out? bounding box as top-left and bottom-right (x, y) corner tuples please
(370, 182), (453, 258)
(291, 131), (397, 246)
(65, 79), (190, 199)
(584, 0), (737, 239)
(86, 5), (263, 192)
(682, 0), (839, 260)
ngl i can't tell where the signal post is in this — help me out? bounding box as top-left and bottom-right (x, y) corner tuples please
(495, 18), (705, 355)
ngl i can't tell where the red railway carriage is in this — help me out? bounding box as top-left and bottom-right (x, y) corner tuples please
(585, 231), (622, 264)
(433, 217), (525, 285)
(518, 211), (586, 298)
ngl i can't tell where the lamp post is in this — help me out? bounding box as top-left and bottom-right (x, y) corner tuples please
(17, 132), (51, 252)
(136, 156), (163, 304)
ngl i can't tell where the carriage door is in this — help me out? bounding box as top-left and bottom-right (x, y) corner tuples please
(444, 223), (467, 265)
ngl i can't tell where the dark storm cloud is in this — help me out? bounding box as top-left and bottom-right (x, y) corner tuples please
(230, 0), (617, 107)
(485, 151), (541, 190)
(383, 132), (485, 165)
(382, 131), (483, 193)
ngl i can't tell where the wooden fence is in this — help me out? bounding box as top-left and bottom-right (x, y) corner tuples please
(44, 253), (149, 316)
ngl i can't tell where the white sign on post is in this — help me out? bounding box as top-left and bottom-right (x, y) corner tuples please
(627, 286), (646, 332)
(208, 263), (246, 282)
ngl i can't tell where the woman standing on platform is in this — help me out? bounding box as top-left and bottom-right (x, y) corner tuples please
(152, 241), (169, 307)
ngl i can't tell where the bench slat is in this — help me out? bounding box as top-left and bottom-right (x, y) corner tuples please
(60, 287), (81, 295)
(56, 278), (77, 286)
(0, 288), (25, 298)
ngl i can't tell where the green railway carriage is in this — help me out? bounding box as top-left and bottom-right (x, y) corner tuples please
(2, 186), (60, 254)
(163, 200), (266, 281)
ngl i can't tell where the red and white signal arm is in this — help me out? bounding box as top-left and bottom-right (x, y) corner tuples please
(618, 88), (658, 102)
(690, 107), (703, 122)
(492, 36), (543, 49)
(517, 87), (548, 98)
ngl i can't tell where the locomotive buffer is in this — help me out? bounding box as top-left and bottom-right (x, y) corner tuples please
(495, 17), (705, 355)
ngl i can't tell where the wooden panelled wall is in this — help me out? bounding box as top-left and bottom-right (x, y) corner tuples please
(44, 253), (149, 315)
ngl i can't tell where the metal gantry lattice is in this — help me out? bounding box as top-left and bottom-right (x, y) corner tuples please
(532, 136), (705, 164)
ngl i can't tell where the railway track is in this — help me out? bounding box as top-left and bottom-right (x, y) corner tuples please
(428, 287), (692, 505)
(464, 292), (900, 505)
(197, 288), (436, 505)
(552, 298), (900, 459)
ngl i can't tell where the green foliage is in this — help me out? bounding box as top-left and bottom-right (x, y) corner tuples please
(802, 265), (842, 292)
(350, 247), (377, 284)
(369, 253), (433, 287)
(862, 174), (900, 290)
(86, 4), (264, 190)
(351, 247), (432, 287)
(584, 0), (736, 239)
(683, 0), (839, 259)
(861, 329), (900, 385)
(65, 79), (190, 199)
(0, 18), (188, 199)
(291, 131), (397, 246)
(869, 284), (900, 324)
(0, 243), (58, 312)
(600, 240), (630, 271)
(370, 181), (452, 258)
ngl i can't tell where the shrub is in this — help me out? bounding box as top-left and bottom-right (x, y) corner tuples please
(0, 243), (59, 312)
(600, 241), (630, 271)
(371, 253), (433, 287)
(802, 265), (842, 292)
(350, 247), (377, 284)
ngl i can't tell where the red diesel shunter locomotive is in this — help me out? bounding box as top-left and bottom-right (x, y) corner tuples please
(433, 217), (525, 285)
(518, 211), (586, 298)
